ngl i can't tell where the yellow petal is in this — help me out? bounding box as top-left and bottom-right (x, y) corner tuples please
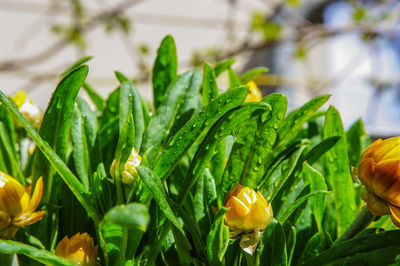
(55, 233), (98, 266)
(13, 210), (45, 227)
(225, 196), (250, 229)
(381, 142), (400, 161)
(224, 184), (244, 204)
(12, 91), (30, 109)
(370, 159), (400, 205)
(358, 157), (375, 188)
(367, 137), (400, 161)
(0, 225), (18, 240)
(0, 171), (28, 217)
(236, 188), (253, 207)
(245, 81), (262, 103)
(361, 188), (390, 216)
(0, 210), (10, 231)
(27, 177), (43, 212)
(388, 203), (400, 228)
(360, 139), (382, 161)
(243, 197), (273, 230)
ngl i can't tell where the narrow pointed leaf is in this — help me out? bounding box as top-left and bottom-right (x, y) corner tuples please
(153, 86), (249, 180)
(323, 105), (356, 236)
(152, 35), (177, 108)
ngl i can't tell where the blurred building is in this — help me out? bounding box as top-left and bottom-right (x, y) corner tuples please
(243, 0), (400, 138)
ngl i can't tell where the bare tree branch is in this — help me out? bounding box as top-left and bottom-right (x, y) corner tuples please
(0, 0), (143, 71)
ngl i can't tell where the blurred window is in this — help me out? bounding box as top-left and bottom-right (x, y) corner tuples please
(324, 1), (400, 137)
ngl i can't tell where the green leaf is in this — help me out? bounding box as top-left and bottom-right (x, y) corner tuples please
(240, 66), (269, 83)
(170, 222), (194, 265)
(141, 71), (195, 166)
(0, 122), (24, 183)
(206, 208), (229, 265)
(346, 119), (370, 167)
(32, 65), (88, 204)
(71, 102), (91, 191)
(97, 88), (120, 162)
(260, 220), (287, 266)
(61, 56), (92, 77)
(284, 224), (297, 265)
(203, 168), (218, 228)
(298, 232), (329, 264)
(0, 90), (100, 224)
(177, 101), (271, 205)
(242, 93), (287, 188)
(152, 35), (178, 108)
(70, 97), (97, 191)
(202, 62), (219, 105)
(209, 140), (225, 186)
(303, 136), (340, 165)
(353, 7), (366, 21)
(259, 140), (308, 202)
(323, 105), (356, 236)
(303, 162), (327, 232)
(103, 203), (150, 231)
(83, 82), (105, 111)
(172, 203), (207, 259)
(303, 230), (400, 265)
(0, 105), (20, 180)
(169, 70), (202, 136)
(278, 190), (329, 224)
(276, 94), (330, 149)
(0, 240), (73, 265)
(214, 59), (235, 77)
(220, 116), (259, 194)
(113, 82), (136, 203)
(100, 221), (124, 264)
(136, 167), (184, 233)
(228, 68), (241, 88)
(153, 86), (249, 180)
(115, 72), (145, 151)
(92, 163), (113, 214)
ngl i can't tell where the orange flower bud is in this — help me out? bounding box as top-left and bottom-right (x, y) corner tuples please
(12, 91), (42, 128)
(55, 232), (98, 266)
(224, 184), (273, 254)
(244, 81), (262, 102)
(358, 137), (400, 227)
(0, 171), (44, 239)
(110, 148), (142, 186)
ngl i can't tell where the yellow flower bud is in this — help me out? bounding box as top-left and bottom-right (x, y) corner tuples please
(224, 184), (273, 231)
(244, 81), (262, 103)
(55, 232), (98, 266)
(12, 91), (42, 128)
(358, 137), (400, 227)
(0, 171), (44, 239)
(224, 184), (273, 254)
(110, 148), (142, 186)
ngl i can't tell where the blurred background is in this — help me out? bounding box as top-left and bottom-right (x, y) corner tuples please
(1, 0), (400, 138)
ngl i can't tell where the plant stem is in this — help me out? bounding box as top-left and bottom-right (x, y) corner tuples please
(332, 205), (375, 246)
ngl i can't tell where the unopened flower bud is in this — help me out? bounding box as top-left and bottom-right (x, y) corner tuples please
(110, 148), (141, 186)
(12, 91), (42, 128)
(244, 81), (262, 103)
(55, 232), (98, 266)
(224, 184), (273, 254)
(358, 137), (400, 227)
